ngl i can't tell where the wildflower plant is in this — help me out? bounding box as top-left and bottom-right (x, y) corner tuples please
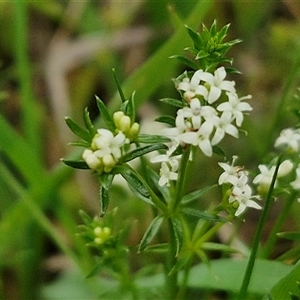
(62, 22), (300, 299)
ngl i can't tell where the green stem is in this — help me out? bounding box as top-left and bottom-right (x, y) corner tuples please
(261, 191), (297, 259)
(172, 147), (192, 211)
(238, 155), (282, 299)
(166, 218), (178, 299)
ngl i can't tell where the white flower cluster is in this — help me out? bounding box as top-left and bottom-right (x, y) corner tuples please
(274, 128), (300, 153)
(218, 156), (261, 216)
(82, 111), (140, 174)
(151, 67), (252, 187)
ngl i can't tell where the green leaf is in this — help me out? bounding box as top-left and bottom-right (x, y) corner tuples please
(61, 159), (89, 169)
(181, 207), (225, 222)
(64, 117), (91, 142)
(139, 215), (164, 252)
(147, 167), (170, 203)
(122, 144), (167, 163)
(143, 243), (168, 253)
(170, 217), (183, 256)
(116, 165), (152, 206)
(159, 98), (184, 108)
(181, 184), (217, 205)
(125, 91), (136, 122)
(155, 115), (176, 127)
(95, 95), (116, 132)
(135, 134), (170, 144)
(99, 174), (114, 216)
(201, 242), (238, 253)
(112, 68), (126, 103)
(68, 141), (90, 147)
(185, 25), (202, 49)
(78, 210), (93, 225)
(170, 55), (199, 70)
(83, 107), (96, 137)
(277, 231), (300, 241)
(271, 260), (300, 300)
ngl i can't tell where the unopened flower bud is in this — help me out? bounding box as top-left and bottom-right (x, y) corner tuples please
(127, 122), (140, 140)
(278, 160), (293, 177)
(82, 149), (103, 171)
(102, 154), (116, 168)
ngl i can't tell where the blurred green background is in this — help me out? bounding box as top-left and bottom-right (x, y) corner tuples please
(1, 1), (300, 299)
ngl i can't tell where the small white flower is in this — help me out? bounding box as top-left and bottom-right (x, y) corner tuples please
(217, 92), (252, 127)
(177, 70), (207, 101)
(180, 121), (214, 157)
(229, 184), (261, 216)
(211, 112), (239, 146)
(196, 67), (236, 104)
(274, 128), (300, 152)
(218, 156), (241, 185)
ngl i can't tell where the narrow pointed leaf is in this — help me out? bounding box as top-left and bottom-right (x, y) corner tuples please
(112, 68), (126, 103)
(135, 134), (170, 144)
(68, 141), (90, 147)
(95, 95), (116, 131)
(116, 165), (152, 205)
(185, 25), (202, 49)
(277, 231), (300, 241)
(181, 207), (225, 222)
(78, 209), (93, 225)
(122, 144), (167, 163)
(147, 167), (170, 203)
(139, 215), (164, 252)
(170, 55), (199, 70)
(99, 174), (114, 216)
(83, 107), (96, 136)
(181, 184), (217, 205)
(159, 98), (184, 108)
(155, 115), (176, 126)
(170, 217), (183, 256)
(201, 242), (238, 253)
(126, 91), (136, 122)
(61, 159), (89, 169)
(65, 117), (91, 142)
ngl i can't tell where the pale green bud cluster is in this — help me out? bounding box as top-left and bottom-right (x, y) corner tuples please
(93, 226), (112, 245)
(113, 111), (140, 141)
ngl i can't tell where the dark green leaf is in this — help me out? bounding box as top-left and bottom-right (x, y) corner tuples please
(170, 217), (183, 256)
(116, 165), (152, 205)
(185, 25), (202, 49)
(83, 107), (96, 136)
(135, 134), (170, 144)
(147, 167), (170, 203)
(277, 231), (300, 241)
(99, 174), (114, 216)
(86, 261), (105, 278)
(139, 215), (164, 252)
(170, 55), (199, 70)
(181, 184), (217, 205)
(61, 159), (89, 169)
(212, 145), (226, 159)
(169, 254), (192, 275)
(181, 207), (225, 222)
(122, 144), (167, 163)
(112, 68), (126, 103)
(155, 115), (176, 126)
(95, 95), (116, 131)
(159, 98), (184, 108)
(64, 117), (91, 142)
(143, 243), (168, 253)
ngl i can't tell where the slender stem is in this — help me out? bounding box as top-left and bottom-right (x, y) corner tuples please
(238, 155), (282, 299)
(172, 147), (191, 211)
(261, 191), (296, 259)
(166, 219), (178, 299)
